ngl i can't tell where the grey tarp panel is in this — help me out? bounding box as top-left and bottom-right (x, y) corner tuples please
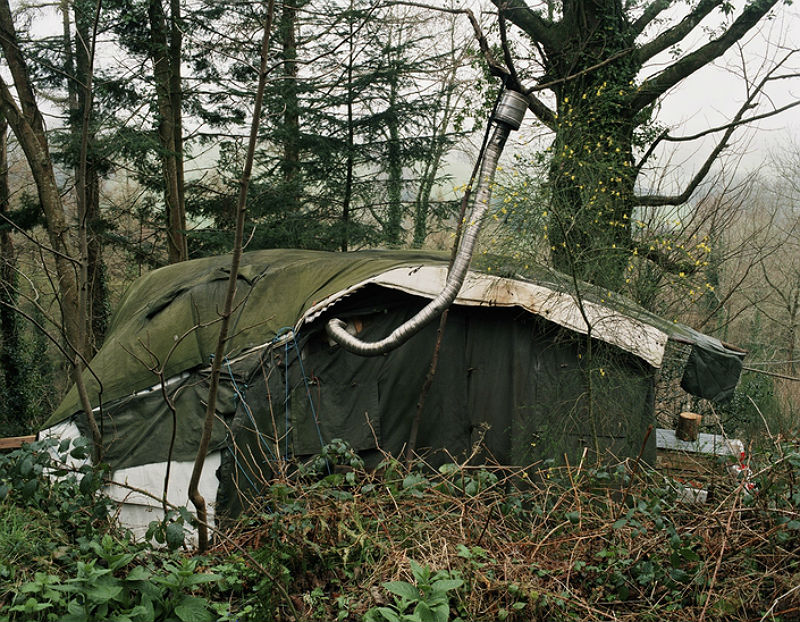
(74, 373), (237, 471)
(680, 343), (745, 401)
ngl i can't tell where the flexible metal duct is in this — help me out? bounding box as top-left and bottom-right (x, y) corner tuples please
(325, 89), (527, 356)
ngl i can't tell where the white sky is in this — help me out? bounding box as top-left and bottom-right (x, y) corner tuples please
(642, 1), (800, 185)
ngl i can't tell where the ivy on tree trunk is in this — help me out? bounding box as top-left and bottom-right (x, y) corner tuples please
(494, 0), (783, 291)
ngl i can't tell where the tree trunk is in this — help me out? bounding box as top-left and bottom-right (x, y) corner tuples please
(148, 0), (187, 263)
(412, 67), (457, 249)
(71, 0), (109, 351)
(546, 0), (638, 290)
(340, 24), (355, 253)
(385, 69), (403, 246)
(0, 0), (101, 456)
(495, 0), (782, 292)
(788, 292), (797, 374)
(169, 0), (185, 247)
(676, 412), (702, 442)
(0, 114), (27, 433)
(412, 167), (434, 248)
(280, 0), (300, 210)
(87, 170), (107, 348)
(0, 98), (84, 361)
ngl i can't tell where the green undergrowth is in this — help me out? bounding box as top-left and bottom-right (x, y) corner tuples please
(0, 439), (234, 622)
(2, 436), (800, 621)
(216, 438), (800, 621)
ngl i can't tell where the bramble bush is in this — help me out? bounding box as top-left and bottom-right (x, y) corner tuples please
(217, 438), (800, 621)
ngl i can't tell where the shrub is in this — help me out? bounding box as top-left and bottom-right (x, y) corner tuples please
(0, 439), (226, 622)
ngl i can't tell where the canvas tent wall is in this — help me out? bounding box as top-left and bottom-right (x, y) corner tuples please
(41, 249), (744, 535)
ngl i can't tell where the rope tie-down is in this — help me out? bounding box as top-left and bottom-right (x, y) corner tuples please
(221, 327), (329, 482)
(325, 88), (528, 356)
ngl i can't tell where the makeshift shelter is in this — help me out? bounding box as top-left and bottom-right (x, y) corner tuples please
(41, 248), (744, 534)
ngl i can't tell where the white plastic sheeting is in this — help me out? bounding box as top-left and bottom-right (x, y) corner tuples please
(40, 421), (220, 542)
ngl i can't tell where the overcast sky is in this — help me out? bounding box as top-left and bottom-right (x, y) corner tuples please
(645, 2), (800, 183)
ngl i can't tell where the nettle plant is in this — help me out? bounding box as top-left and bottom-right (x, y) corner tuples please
(0, 439), (228, 622)
(365, 559), (464, 622)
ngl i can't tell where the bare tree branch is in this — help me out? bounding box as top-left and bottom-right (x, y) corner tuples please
(632, 0), (781, 112)
(662, 99), (800, 143)
(635, 49), (794, 207)
(636, 0), (722, 63)
(188, 0), (275, 553)
(634, 128), (668, 175)
(491, 0), (558, 53)
(633, 242), (702, 275)
(636, 106), (750, 207)
(629, 0), (672, 39)
(528, 48), (634, 92)
(498, 11), (519, 88)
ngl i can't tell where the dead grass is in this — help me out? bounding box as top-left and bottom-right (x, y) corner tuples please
(213, 441), (800, 622)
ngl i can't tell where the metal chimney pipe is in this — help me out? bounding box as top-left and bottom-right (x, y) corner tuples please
(326, 89), (527, 356)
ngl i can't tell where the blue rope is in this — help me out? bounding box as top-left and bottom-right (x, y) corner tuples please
(290, 335), (326, 455)
(225, 446), (260, 492)
(284, 339), (290, 459)
(223, 357), (277, 462)
(277, 328), (329, 473)
(213, 326), (330, 475)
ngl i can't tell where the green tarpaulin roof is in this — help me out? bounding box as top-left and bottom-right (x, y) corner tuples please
(46, 248), (744, 427)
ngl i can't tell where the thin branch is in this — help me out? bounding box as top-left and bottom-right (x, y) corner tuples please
(661, 99), (800, 143)
(0, 297), (101, 389)
(633, 0), (781, 111)
(0, 210), (81, 265)
(743, 366), (800, 382)
(633, 242), (702, 275)
(636, 0), (722, 64)
(637, 49), (796, 206)
(636, 103), (753, 207)
(634, 128), (668, 174)
(188, 0), (276, 554)
(528, 48), (634, 92)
